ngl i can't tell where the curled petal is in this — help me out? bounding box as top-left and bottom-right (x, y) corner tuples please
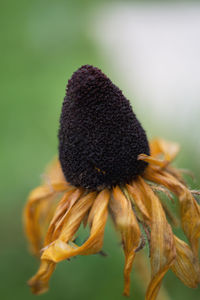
(28, 191), (97, 294)
(150, 139), (180, 162)
(24, 160), (69, 255)
(171, 236), (200, 288)
(144, 168), (200, 257)
(42, 190), (109, 261)
(150, 184), (174, 203)
(138, 154), (169, 168)
(24, 186), (59, 255)
(138, 139), (180, 168)
(131, 178), (176, 300)
(134, 252), (171, 300)
(110, 186), (141, 296)
(165, 166), (186, 185)
(28, 260), (56, 295)
(127, 183), (151, 224)
(45, 187), (82, 245)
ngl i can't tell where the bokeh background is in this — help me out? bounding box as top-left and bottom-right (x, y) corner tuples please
(1, 0), (200, 299)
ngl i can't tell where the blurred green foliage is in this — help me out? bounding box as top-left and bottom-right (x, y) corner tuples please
(0, 1), (200, 300)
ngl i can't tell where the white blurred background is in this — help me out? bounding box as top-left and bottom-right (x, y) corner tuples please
(90, 2), (200, 167)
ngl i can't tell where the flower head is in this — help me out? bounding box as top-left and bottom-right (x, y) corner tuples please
(59, 65), (149, 189)
(24, 65), (200, 299)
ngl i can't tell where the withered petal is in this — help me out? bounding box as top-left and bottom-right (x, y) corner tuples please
(138, 154), (169, 168)
(149, 139), (180, 162)
(24, 186), (58, 255)
(42, 190), (109, 261)
(132, 177), (176, 300)
(134, 252), (171, 300)
(127, 183), (150, 224)
(144, 168), (200, 257)
(110, 186), (141, 296)
(171, 236), (200, 288)
(138, 139), (180, 169)
(44, 187), (82, 245)
(28, 260), (56, 295)
(24, 159), (69, 255)
(28, 191), (97, 294)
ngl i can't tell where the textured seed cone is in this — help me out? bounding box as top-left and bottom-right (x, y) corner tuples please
(59, 65), (149, 189)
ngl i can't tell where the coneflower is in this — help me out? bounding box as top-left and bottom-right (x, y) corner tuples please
(24, 65), (200, 300)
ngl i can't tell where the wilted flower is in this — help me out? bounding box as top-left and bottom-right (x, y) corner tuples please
(24, 65), (200, 300)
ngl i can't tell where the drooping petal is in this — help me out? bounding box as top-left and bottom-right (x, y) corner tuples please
(110, 186), (141, 296)
(28, 260), (56, 295)
(131, 177), (176, 300)
(149, 139), (180, 162)
(127, 183), (151, 224)
(165, 165), (186, 185)
(171, 236), (200, 288)
(138, 154), (169, 168)
(24, 186), (55, 254)
(50, 189), (109, 258)
(134, 252), (171, 300)
(44, 187), (82, 245)
(28, 191), (97, 294)
(138, 139), (180, 168)
(144, 167), (200, 257)
(42, 189), (110, 260)
(24, 184), (68, 255)
(24, 159), (69, 255)
(42, 191), (99, 261)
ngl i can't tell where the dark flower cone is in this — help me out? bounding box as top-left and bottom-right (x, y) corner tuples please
(59, 65), (149, 189)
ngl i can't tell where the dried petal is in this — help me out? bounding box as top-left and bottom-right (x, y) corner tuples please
(28, 191), (97, 294)
(24, 160), (69, 255)
(28, 260), (55, 295)
(44, 187), (82, 245)
(127, 183), (150, 224)
(110, 186), (141, 296)
(144, 168), (200, 257)
(42, 190), (109, 261)
(134, 252), (171, 300)
(171, 236), (200, 288)
(150, 139), (180, 162)
(24, 186), (60, 255)
(131, 177), (176, 300)
(138, 154), (169, 168)
(138, 139), (180, 168)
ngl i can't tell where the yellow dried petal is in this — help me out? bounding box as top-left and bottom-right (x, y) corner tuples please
(171, 236), (200, 288)
(127, 183), (151, 224)
(42, 190), (109, 261)
(44, 187), (82, 245)
(110, 186), (141, 296)
(165, 165), (185, 184)
(28, 260), (56, 295)
(133, 178), (176, 300)
(138, 154), (169, 168)
(51, 182), (69, 192)
(27, 191), (97, 294)
(150, 139), (180, 162)
(139, 139), (180, 169)
(24, 159), (69, 255)
(144, 168), (200, 257)
(135, 252), (171, 300)
(24, 186), (56, 255)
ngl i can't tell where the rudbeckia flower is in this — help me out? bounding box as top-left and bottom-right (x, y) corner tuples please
(24, 65), (200, 300)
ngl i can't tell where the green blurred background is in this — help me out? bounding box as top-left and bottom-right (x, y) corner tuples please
(1, 0), (200, 299)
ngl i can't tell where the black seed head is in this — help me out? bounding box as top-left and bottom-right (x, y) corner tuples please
(59, 65), (150, 190)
